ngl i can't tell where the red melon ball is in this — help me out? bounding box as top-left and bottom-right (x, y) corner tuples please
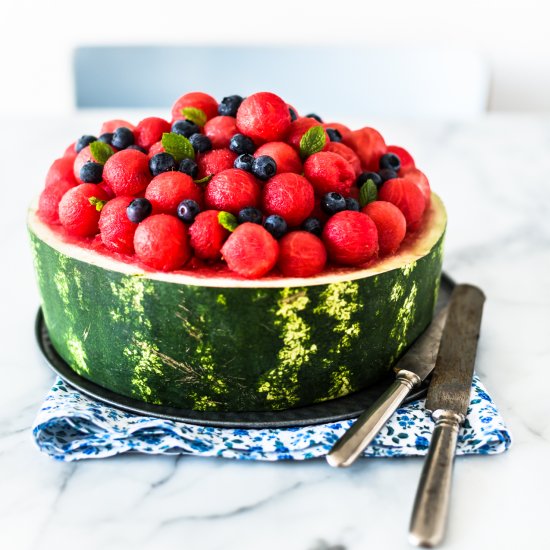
(196, 149), (238, 179)
(103, 149), (152, 196)
(205, 169), (261, 215)
(134, 117), (171, 150)
(323, 141), (362, 177)
(344, 127), (387, 172)
(236, 92), (291, 143)
(378, 178), (426, 231)
(322, 210), (379, 266)
(262, 173), (314, 227)
(254, 142), (302, 174)
(303, 151), (355, 196)
(145, 172), (203, 214)
(387, 145), (416, 174)
(98, 196), (138, 254)
(361, 201), (407, 256)
(278, 231), (327, 277)
(403, 168), (431, 207)
(221, 223), (279, 278)
(45, 157), (77, 188)
(134, 214), (190, 271)
(58, 183), (109, 237)
(322, 122), (352, 141)
(171, 92), (219, 122)
(148, 141), (165, 158)
(188, 210), (231, 261)
(204, 116), (238, 149)
(286, 117), (329, 151)
(100, 119), (135, 133)
(38, 179), (75, 224)
(73, 146), (94, 183)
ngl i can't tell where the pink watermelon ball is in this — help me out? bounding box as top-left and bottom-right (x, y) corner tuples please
(278, 231), (327, 277)
(236, 92), (291, 143)
(171, 92), (219, 122)
(134, 117), (171, 150)
(58, 184), (109, 237)
(196, 149), (238, 179)
(362, 201), (407, 256)
(204, 116), (238, 149)
(322, 210), (379, 266)
(344, 127), (387, 172)
(45, 157), (77, 188)
(324, 141), (362, 177)
(303, 151), (356, 196)
(38, 179), (75, 224)
(188, 210), (231, 261)
(98, 196), (138, 254)
(378, 178), (426, 231)
(254, 142), (302, 174)
(134, 214), (190, 271)
(100, 119), (135, 133)
(103, 149), (152, 196)
(205, 169), (261, 215)
(145, 172), (203, 215)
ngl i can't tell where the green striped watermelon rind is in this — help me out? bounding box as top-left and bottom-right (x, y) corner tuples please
(28, 194), (446, 412)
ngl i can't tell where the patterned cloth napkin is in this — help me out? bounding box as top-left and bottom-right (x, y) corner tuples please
(33, 375), (511, 462)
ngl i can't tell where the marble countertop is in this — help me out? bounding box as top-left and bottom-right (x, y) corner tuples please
(1, 111), (548, 550)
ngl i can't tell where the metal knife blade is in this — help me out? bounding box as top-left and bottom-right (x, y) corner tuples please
(326, 305), (449, 468)
(392, 305), (449, 381)
(409, 284), (485, 548)
(425, 284), (486, 416)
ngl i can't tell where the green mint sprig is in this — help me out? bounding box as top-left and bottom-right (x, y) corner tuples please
(299, 126), (326, 159)
(359, 179), (378, 207)
(181, 107), (207, 127)
(161, 132), (195, 163)
(218, 211), (238, 232)
(90, 141), (114, 165)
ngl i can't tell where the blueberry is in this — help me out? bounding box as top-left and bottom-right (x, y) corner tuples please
(345, 197), (360, 211)
(229, 133), (256, 155)
(75, 135), (97, 153)
(264, 215), (288, 239)
(218, 95), (243, 117)
(357, 171), (383, 189)
(379, 153), (401, 172)
(98, 133), (113, 145)
(177, 199), (201, 224)
(301, 217), (323, 236)
(189, 133), (212, 153)
(326, 128), (342, 142)
(234, 154), (255, 172)
(178, 158), (199, 178)
(238, 207), (263, 225)
(126, 144), (147, 153)
(172, 119), (200, 138)
(112, 127), (135, 149)
(289, 107), (298, 121)
(321, 192), (347, 215)
(79, 161), (103, 184)
(252, 155), (277, 180)
(127, 198), (152, 223)
(379, 168), (398, 182)
(149, 153), (176, 176)
(306, 113), (323, 123)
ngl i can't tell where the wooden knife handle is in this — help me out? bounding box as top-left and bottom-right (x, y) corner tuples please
(326, 370), (421, 468)
(409, 409), (463, 547)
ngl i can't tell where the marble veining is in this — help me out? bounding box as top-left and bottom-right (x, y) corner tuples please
(1, 112), (549, 550)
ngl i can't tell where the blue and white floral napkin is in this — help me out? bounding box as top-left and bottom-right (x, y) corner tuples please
(33, 375), (511, 462)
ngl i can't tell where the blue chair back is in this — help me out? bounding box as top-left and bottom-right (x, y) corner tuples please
(74, 45), (489, 119)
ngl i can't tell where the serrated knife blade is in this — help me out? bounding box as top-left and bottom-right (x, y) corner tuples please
(409, 284), (485, 548)
(326, 304), (449, 468)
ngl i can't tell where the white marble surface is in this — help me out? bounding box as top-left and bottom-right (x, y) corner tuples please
(1, 111), (549, 550)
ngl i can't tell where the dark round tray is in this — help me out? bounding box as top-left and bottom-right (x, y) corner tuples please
(36, 273), (454, 429)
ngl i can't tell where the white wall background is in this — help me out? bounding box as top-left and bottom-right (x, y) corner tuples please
(1, 0), (549, 115)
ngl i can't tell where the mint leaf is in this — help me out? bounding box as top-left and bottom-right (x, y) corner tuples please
(359, 179), (378, 207)
(194, 174), (213, 186)
(181, 107), (207, 127)
(89, 197), (107, 212)
(161, 132), (195, 162)
(90, 141), (114, 165)
(218, 211), (238, 232)
(299, 126), (326, 158)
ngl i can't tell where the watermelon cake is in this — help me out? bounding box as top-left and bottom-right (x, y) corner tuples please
(28, 91), (446, 412)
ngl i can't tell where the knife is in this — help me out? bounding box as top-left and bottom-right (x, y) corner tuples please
(326, 304), (450, 468)
(409, 284), (485, 548)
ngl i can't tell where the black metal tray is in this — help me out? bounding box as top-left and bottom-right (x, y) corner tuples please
(36, 273), (454, 428)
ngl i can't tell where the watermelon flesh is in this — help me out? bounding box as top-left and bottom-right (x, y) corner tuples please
(28, 195), (446, 412)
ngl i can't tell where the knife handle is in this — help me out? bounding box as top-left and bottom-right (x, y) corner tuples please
(409, 410), (464, 547)
(326, 370), (421, 468)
